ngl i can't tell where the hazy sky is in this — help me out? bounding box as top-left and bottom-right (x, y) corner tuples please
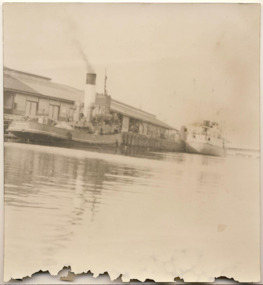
(3, 3), (260, 149)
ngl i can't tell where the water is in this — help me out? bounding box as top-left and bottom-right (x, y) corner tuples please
(4, 142), (260, 282)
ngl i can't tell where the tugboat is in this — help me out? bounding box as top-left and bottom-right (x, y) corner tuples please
(180, 120), (226, 157)
(7, 73), (123, 150)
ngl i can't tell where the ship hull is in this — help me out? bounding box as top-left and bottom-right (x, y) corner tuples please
(7, 121), (122, 149)
(185, 140), (226, 157)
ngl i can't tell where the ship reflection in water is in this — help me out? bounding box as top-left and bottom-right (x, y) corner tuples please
(4, 142), (260, 282)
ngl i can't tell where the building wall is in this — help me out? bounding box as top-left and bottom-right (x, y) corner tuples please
(4, 90), (75, 122)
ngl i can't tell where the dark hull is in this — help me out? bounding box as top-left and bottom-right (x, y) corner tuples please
(9, 131), (119, 150)
(7, 121), (122, 153)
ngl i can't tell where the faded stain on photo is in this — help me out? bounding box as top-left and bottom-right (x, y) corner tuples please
(2, 2), (261, 283)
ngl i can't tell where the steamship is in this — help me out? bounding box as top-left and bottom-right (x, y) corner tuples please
(7, 74), (120, 149)
(180, 120), (226, 157)
(6, 71), (185, 153)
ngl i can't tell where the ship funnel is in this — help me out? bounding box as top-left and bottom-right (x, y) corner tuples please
(84, 73), (97, 121)
(86, 73), (96, 85)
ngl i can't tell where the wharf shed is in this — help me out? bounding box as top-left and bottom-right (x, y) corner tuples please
(109, 99), (176, 139)
(4, 67), (83, 129)
(4, 67), (178, 139)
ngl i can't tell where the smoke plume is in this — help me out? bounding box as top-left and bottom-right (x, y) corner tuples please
(73, 39), (94, 73)
(62, 9), (95, 73)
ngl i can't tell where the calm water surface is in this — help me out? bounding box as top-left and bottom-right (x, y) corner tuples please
(4, 142), (260, 282)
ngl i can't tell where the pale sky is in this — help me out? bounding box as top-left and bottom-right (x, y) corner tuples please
(3, 3), (260, 149)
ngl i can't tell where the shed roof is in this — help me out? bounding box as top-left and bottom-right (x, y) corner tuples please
(4, 74), (37, 94)
(110, 99), (174, 129)
(4, 67), (83, 103)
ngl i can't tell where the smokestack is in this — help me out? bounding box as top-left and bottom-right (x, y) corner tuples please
(83, 73), (97, 121)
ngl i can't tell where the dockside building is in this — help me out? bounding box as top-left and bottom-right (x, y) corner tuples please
(4, 67), (178, 140)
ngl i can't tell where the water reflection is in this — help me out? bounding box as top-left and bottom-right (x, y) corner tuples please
(4, 143), (260, 282)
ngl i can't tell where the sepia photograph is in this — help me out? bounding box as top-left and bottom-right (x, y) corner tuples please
(2, 2), (261, 283)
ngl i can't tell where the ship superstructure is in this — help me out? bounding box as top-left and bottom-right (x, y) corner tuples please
(180, 120), (226, 157)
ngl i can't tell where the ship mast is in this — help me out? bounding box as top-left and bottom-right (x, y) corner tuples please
(104, 68), (108, 96)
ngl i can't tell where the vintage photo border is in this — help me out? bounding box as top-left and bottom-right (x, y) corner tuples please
(0, 0), (262, 283)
